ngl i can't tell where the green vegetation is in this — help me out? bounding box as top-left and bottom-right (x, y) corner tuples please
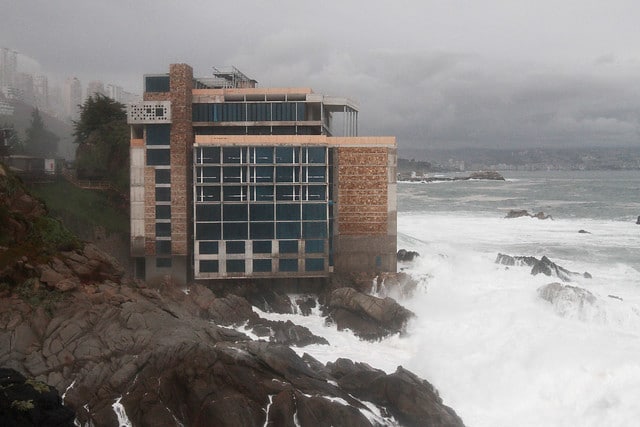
(25, 379), (51, 393)
(29, 179), (128, 234)
(11, 399), (35, 411)
(73, 95), (129, 192)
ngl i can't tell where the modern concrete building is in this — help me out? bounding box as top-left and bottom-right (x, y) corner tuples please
(127, 64), (396, 283)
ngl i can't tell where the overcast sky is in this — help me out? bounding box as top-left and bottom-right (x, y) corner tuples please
(2, 0), (640, 150)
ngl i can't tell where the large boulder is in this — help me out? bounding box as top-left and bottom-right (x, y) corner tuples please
(397, 249), (420, 262)
(325, 287), (414, 340)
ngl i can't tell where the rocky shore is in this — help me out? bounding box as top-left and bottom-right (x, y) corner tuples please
(0, 164), (465, 426)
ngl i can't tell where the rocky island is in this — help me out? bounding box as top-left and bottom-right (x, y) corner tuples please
(0, 164), (465, 426)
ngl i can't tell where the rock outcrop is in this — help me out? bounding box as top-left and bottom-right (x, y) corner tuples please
(496, 254), (591, 282)
(397, 249), (420, 262)
(325, 287), (414, 340)
(505, 209), (552, 220)
(468, 170), (505, 181)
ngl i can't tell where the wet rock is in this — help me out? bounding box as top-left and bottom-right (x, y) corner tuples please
(578, 229), (591, 234)
(497, 254), (591, 282)
(325, 287), (414, 340)
(537, 282), (599, 319)
(295, 295), (316, 316)
(636, 216), (640, 225)
(397, 249), (420, 262)
(495, 253), (538, 267)
(468, 170), (505, 181)
(0, 368), (75, 426)
(505, 209), (552, 220)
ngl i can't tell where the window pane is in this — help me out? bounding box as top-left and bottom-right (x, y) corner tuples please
(196, 223), (221, 240)
(156, 223), (171, 237)
(306, 147), (325, 163)
(147, 148), (170, 166)
(305, 166), (325, 183)
(305, 258), (324, 272)
(196, 205), (220, 221)
(279, 240), (298, 254)
(226, 241), (245, 254)
(223, 222), (248, 240)
(198, 186), (220, 202)
(223, 204), (248, 221)
(156, 205), (171, 219)
(250, 204), (274, 221)
(251, 147), (273, 163)
(306, 185), (326, 201)
(251, 166), (273, 182)
(146, 124), (170, 145)
(156, 240), (171, 255)
(253, 186), (273, 201)
(222, 166), (244, 183)
(250, 222), (274, 239)
(275, 147), (294, 163)
(156, 187), (171, 201)
(277, 222), (300, 239)
(227, 260), (245, 273)
(145, 76), (170, 92)
(276, 166), (295, 182)
(253, 240), (272, 254)
(305, 240), (324, 253)
(155, 169), (170, 184)
(199, 241), (218, 254)
(156, 257), (172, 268)
(302, 204), (326, 220)
(276, 204), (300, 220)
(200, 260), (218, 273)
(279, 258), (298, 272)
(253, 259), (272, 273)
(303, 222), (327, 238)
(198, 147), (220, 164)
(223, 147), (242, 163)
(198, 166), (219, 183)
(276, 185), (298, 201)
(223, 186), (246, 201)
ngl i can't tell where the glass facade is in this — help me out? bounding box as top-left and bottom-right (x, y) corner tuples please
(193, 145), (329, 278)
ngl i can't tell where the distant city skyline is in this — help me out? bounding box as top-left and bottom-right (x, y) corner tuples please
(2, 1), (640, 149)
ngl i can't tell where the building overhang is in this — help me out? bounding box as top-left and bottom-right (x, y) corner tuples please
(194, 135), (395, 148)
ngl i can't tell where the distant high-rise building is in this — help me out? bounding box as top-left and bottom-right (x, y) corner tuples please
(0, 48), (18, 88)
(87, 80), (105, 99)
(15, 72), (35, 104)
(34, 75), (49, 109)
(63, 77), (82, 120)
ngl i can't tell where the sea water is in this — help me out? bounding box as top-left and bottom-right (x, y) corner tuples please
(257, 170), (640, 427)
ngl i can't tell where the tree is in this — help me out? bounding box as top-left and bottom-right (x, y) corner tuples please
(24, 108), (59, 157)
(73, 95), (129, 191)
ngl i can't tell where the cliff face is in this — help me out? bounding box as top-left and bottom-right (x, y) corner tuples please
(0, 164), (465, 427)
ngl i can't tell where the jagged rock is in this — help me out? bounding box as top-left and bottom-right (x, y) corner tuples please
(495, 253), (539, 267)
(0, 367), (75, 426)
(295, 295), (316, 316)
(497, 254), (591, 282)
(325, 287), (414, 340)
(505, 209), (552, 220)
(397, 249), (420, 262)
(327, 359), (465, 427)
(468, 170), (505, 181)
(537, 282), (600, 320)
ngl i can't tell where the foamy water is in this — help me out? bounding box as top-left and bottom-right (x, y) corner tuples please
(255, 172), (640, 426)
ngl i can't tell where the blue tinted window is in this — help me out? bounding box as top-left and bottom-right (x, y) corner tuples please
(275, 147), (295, 163)
(306, 185), (326, 201)
(279, 241), (298, 254)
(276, 186), (298, 201)
(250, 147), (273, 163)
(223, 204), (248, 221)
(253, 240), (272, 254)
(200, 260), (218, 273)
(276, 166), (295, 182)
(303, 222), (327, 238)
(223, 222), (247, 240)
(227, 260), (245, 273)
(156, 187), (171, 201)
(305, 240), (324, 253)
(196, 205), (220, 221)
(277, 204), (300, 220)
(279, 259), (298, 272)
(305, 166), (325, 183)
(305, 147), (325, 163)
(250, 204), (274, 221)
(147, 148), (170, 166)
(196, 223), (221, 240)
(197, 166), (219, 183)
(251, 166), (273, 182)
(226, 241), (245, 254)
(302, 204), (326, 220)
(223, 147), (243, 163)
(250, 222), (274, 239)
(155, 169), (170, 183)
(156, 223), (171, 237)
(253, 259), (272, 273)
(197, 147), (220, 164)
(253, 186), (273, 201)
(156, 205), (171, 219)
(198, 186), (220, 202)
(223, 186), (247, 201)
(277, 222), (300, 239)
(147, 125), (170, 145)
(305, 258), (324, 271)
(222, 166), (244, 182)
(156, 240), (171, 255)
(145, 76), (169, 92)
(199, 241), (218, 254)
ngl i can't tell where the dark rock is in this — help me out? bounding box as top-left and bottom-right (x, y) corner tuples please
(295, 295), (316, 316)
(578, 229), (591, 234)
(537, 282), (598, 319)
(531, 256), (578, 282)
(495, 253), (538, 267)
(583, 272), (592, 279)
(325, 287), (414, 340)
(608, 294), (623, 301)
(468, 170), (505, 181)
(0, 368), (75, 427)
(327, 359), (465, 427)
(636, 216), (640, 225)
(397, 249), (420, 262)
(505, 209), (552, 220)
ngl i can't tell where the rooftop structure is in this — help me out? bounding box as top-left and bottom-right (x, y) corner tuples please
(127, 64), (396, 283)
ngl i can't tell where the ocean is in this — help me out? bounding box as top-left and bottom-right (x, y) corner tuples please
(255, 170), (640, 427)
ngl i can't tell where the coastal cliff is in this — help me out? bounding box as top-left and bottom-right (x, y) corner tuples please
(0, 164), (464, 426)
